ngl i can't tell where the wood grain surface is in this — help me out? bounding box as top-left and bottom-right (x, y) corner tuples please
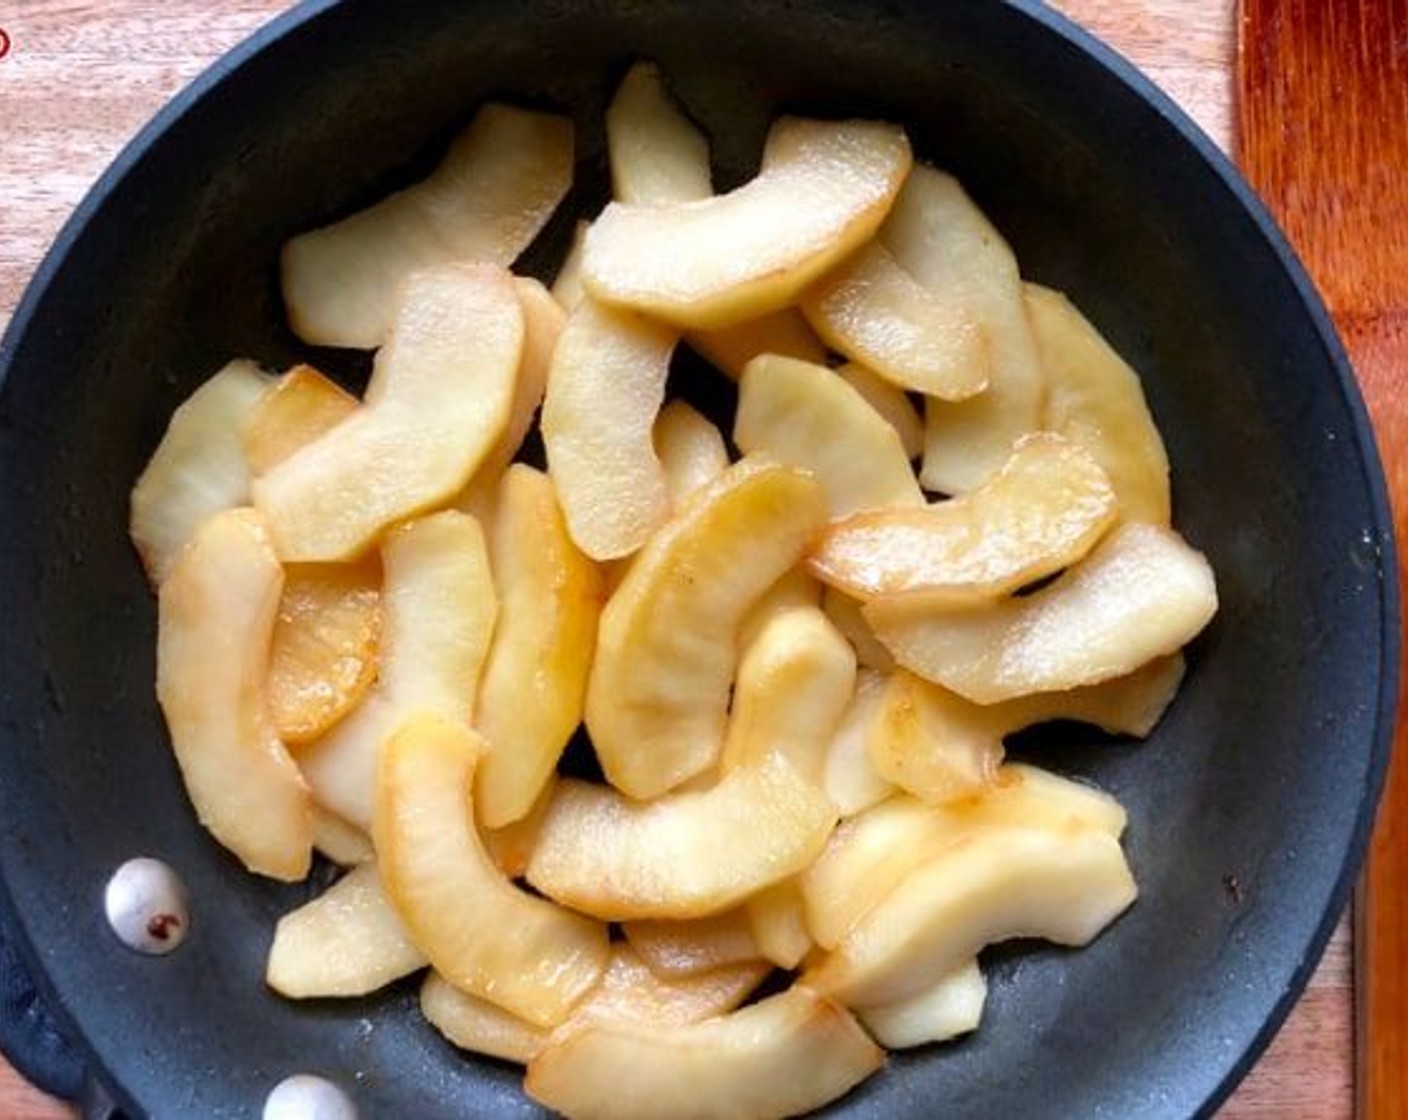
(1238, 3), (1408, 1117)
(0, 2), (1352, 1118)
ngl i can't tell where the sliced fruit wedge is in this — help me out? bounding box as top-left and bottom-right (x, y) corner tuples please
(552, 219), (591, 313)
(311, 805), (373, 867)
(526, 753), (838, 920)
(585, 457), (827, 798)
(475, 466), (604, 828)
(266, 862), (426, 998)
(623, 910), (763, 978)
(268, 559), (381, 745)
(653, 400), (730, 509)
(746, 879), (814, 969)
(867, 670), (1001, 805)
(255, 262), (523, 561)
(809, 432), (1118, 602)
(1027, 282), (1172, 525)
(606, 61), (712, 204)
(243, 364), (357, 476)
(525, 986), (884, 1120)
(822, 588), (895, 672)
(583, 117), (912, 329)
(686, 309), (829, 380)
(864, 522), (1217, 703)
(836, 363), (924, 460)
(882, 166), (1043, 494)
(156, 508), (311, 880)
(375, 715), (609, 1027)
(130, 360), (273, 585)
(482, 777), (557, 880)
(739, 567), (822, 652)
(282, 103), (573, 348)
(735, 354), (923, 519)
(801, 240), (988, 399)
(821, 668), (896, 816)
(542, 298), (677, 560)
(805, 825), (1136, 1007)
(858, 960), (986, 1048)
(298, 510), (497, 830)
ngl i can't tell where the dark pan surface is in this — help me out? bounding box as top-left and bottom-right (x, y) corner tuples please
(0, 2), (1395, 1117)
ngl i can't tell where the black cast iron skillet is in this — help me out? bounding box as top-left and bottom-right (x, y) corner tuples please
(0, 2), (1396, 1117)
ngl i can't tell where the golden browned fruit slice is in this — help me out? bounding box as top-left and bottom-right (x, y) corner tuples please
(686, 310), (829, 380)
(738, 567), (822, 652)
(582, 117), (912, 330)
(623, 910), (762, 978)
(805, 825), (1136, 1007)
(821, 669), (896, 816)
(375, 715), (609, 1027)
(882, 166), (1043, 494)
(130, 360), (273, 585)
(156, 508), (311, 880)
(267, 560), (381, 744)
(653, 401), (730, 509)
(735, 355), (924, 518)
(421, 945), (769, 1065)
(836, 363), (924, 459)
(1026, 283), (1172, 525)
(282, 104), (573, 348)
(552, 219), (591, 313)
(746, 879), (814, 969)
(606, 61), (712, 205)
(243, 364), (357, 476)
(266, 862), (426, 998)
(526, 754), (838, 921)
(864, 522), (1217, 703)
(585, 457), (827, 798)
(475, 465), (604, 828)
(482, 777), (557, 880)
(311, 805), (373, 866)
(867, 670), (1002, 804)
(801, 241), (988, 399)
(254, 262), (523, 561)
(455, 277), (567, 521)
(542, 299), (677, 560)
(298, 510), (497, 830)
(857, 960), (986, 1048)
(721, 605), (856, 785)
(810, 433), (1118, 602)
(524, 986), (884, 1120)
(822, 588), (895, 672)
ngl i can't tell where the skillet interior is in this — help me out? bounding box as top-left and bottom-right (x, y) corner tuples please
(0, 2), (1395, 1117)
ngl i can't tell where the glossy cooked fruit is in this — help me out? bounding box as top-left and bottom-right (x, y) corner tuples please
(155, 508), (312, 881)
(835, 363), (925, 460)
(622, 910), (763, 978)
(605, 61), (712, 205)
(242, 364), (357, 476)
(282, 104), (573, 348)
(254, 262), (523, 561)
(864, 522), (1218, 703)
(686, 309), (828, 380)
(746, 879), (815, 969)
(582, 117), (912, 330)
(821, 668), (896, 816)
(585, 457), (827, 798)
(524, 986), (884, 1120)
(866, 670), (1002, 804)
(653, 401), (730, 509)
(311, 805), (373, 867)
(857, 960), (986, 1048)
(374, 716), (609, 1027)
(822, 587), (896, 671)
(526, 753), (838, 920)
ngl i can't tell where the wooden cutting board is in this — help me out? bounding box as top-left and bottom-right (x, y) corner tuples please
(0, 2), (1353, 1117)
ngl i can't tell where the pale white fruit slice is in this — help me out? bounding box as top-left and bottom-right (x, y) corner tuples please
(746, 879), (814, 969)
(805, 825), (1137, 1007)
(421, 946), (769, 1066)
(312, 806), (373, 867)
(686, 309), (829, 380)
(801, 241), (988, 399)
(623, 910), (762, 978)
(256, 262), (522, 561)
(542, 298), (677, 560)
(865, 522), (1217, 703)
(653, 401), (730, 509)
(858, 960), (986, 1048)
(243, 364), (357, 475)
(735, 355), (923, 519)
(836, 363), (924, 459)
(131, 360), (273, 585)
(475, 466), (604, 828)
(455, 277), (567, 521)
(525, 986), (884, 1120)
(738, 567), (821, 653)
(583, 117), (912, 329)
(375, 716), (608, 1027)
(1026, 283), (1172, 525)
(585, 457), (827, 798)
(526, 753), (838, 920)
(822, 669), (896, 816)
(721, 605), (856, 785)
(482, 777), (557, 880)
(266, 862), (426, 998)
(822, 588), (895, 671)
(606, 61), (712, 204)
(299, 510), (497, 830)
(156, 508), (311, 880)
(882, 166), (1043, 494)
(282, 104), (573, 348)
(552, 219), (591, 313)
(867, 670), (1001, 804)
(810, 433), (1118, 603)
